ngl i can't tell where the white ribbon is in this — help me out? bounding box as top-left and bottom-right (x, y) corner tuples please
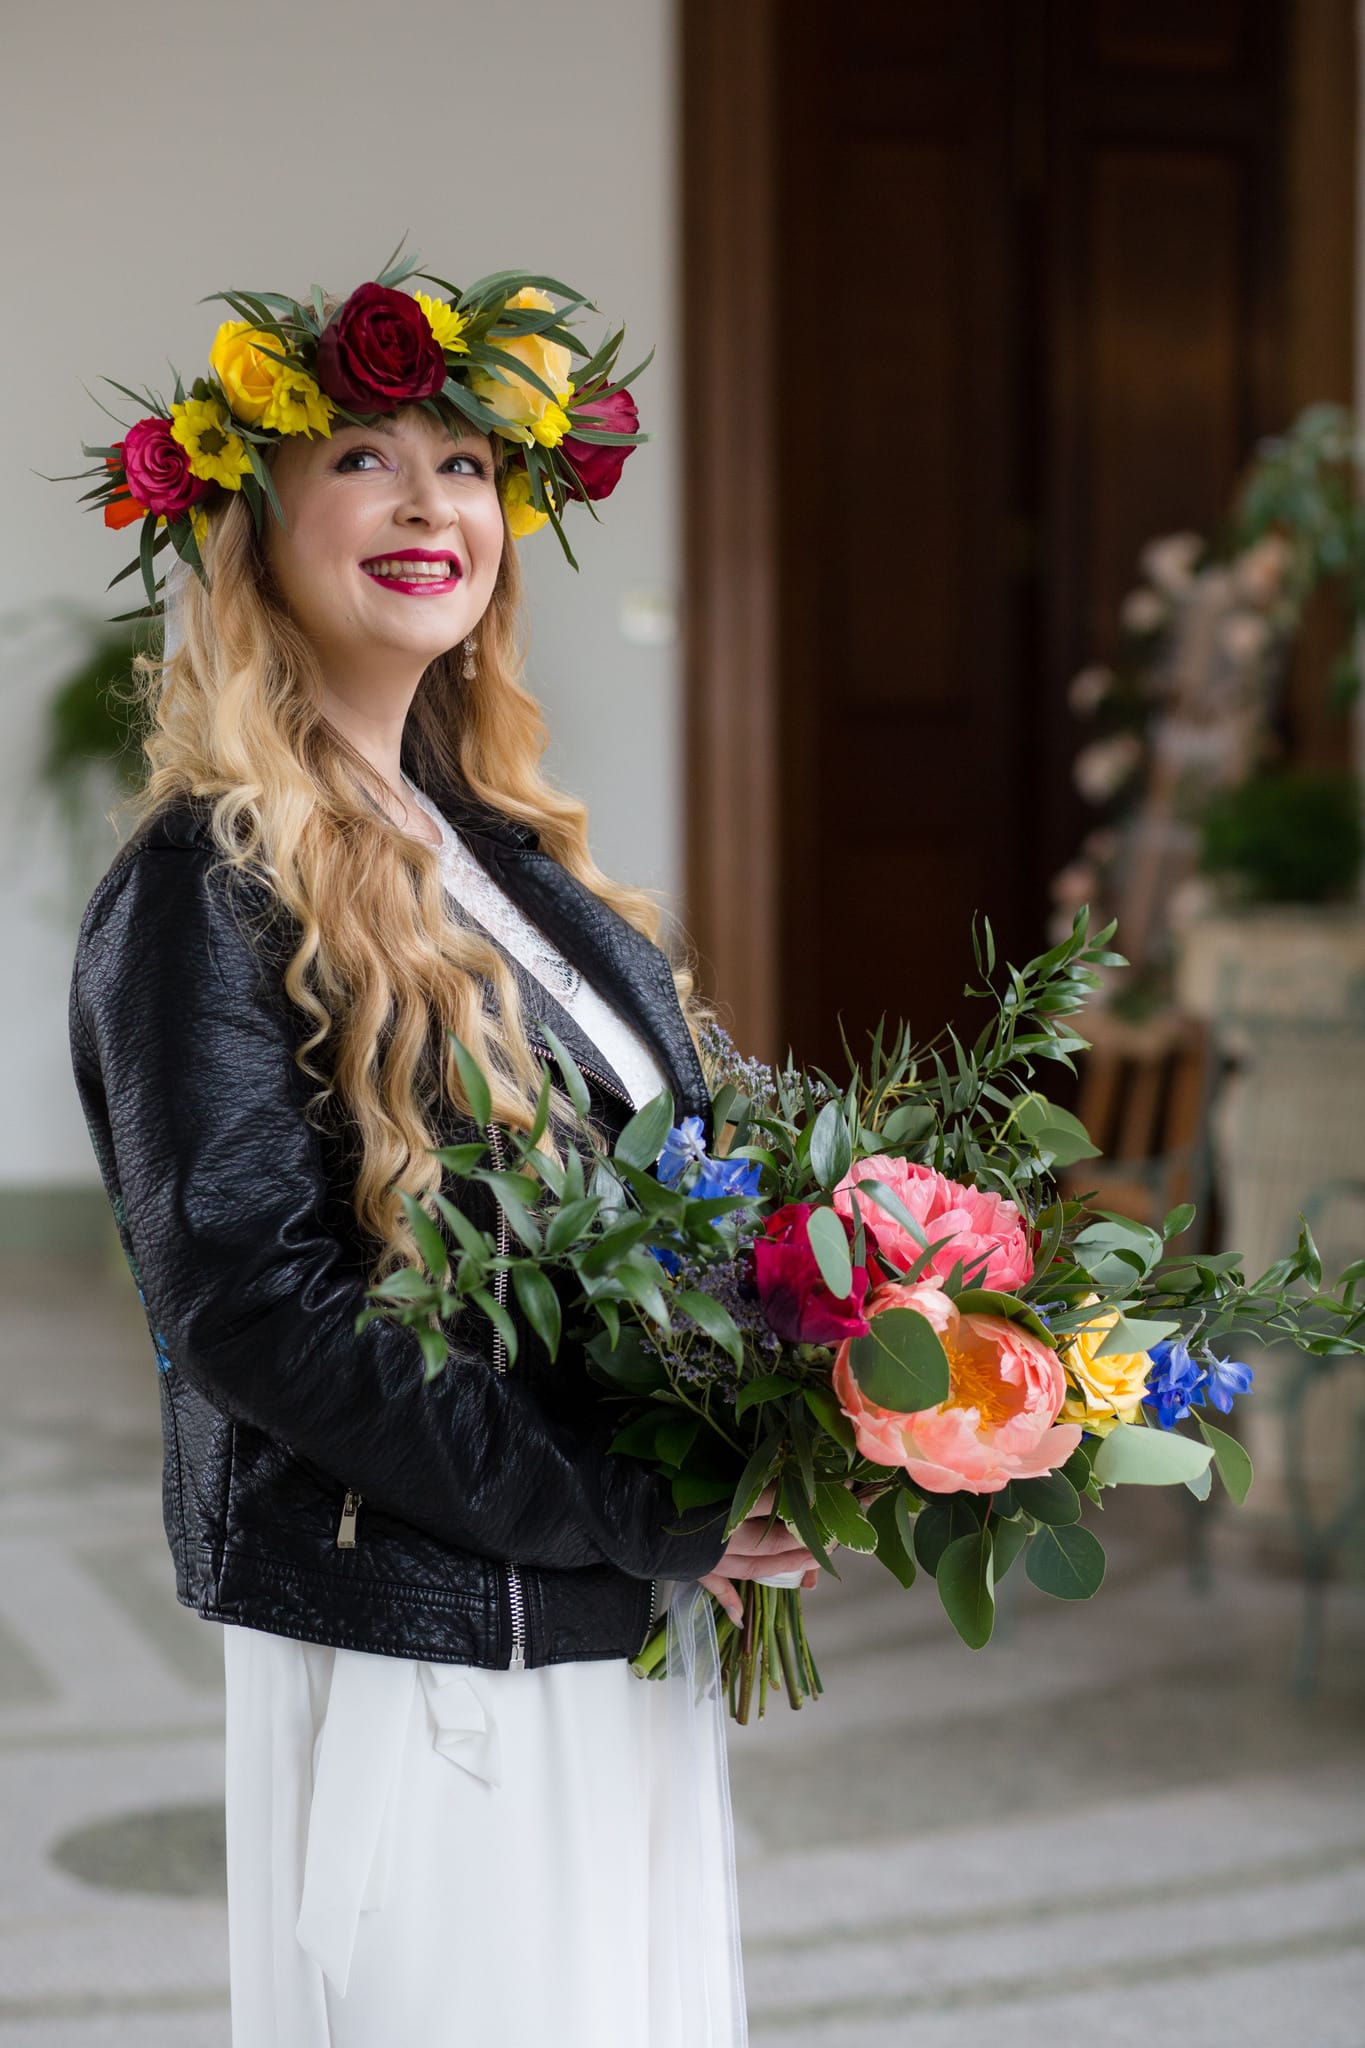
(295, 1656), (500, 1996)
(657, 1581), (750, 2046)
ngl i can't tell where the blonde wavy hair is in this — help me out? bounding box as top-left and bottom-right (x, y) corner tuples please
(113, 410), (720, 1283)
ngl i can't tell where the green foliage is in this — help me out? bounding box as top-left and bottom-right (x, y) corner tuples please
(1198, 769), (1362, 903)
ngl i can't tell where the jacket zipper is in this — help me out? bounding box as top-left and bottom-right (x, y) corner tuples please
(336, 1489), (361, 1548)
(487, 1118), (529, 1672)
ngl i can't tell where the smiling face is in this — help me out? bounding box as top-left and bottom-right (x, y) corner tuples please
(262, 407), (505, 679)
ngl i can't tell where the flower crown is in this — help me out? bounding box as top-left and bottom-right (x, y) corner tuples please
(62, 237), (651, 621)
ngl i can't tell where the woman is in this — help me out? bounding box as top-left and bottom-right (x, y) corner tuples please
(68, 267), (817, 2044)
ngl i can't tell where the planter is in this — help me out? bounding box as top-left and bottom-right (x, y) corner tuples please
(1173, 907), (1365, 1573)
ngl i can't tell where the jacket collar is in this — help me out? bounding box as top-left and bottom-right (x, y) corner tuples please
(405, 752), (712, 1137)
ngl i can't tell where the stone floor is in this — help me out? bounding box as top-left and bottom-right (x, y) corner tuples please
(1, 1249), (1363, 2045)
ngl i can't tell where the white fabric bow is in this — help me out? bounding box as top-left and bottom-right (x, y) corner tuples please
(295, 1654), (500, 1996)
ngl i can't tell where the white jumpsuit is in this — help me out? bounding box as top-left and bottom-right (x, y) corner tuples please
(222, 777), (747, 2045)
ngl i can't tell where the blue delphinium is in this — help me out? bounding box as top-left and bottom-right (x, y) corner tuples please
(1202, 1350), (1255, 1413)
(657, 1115), (711, 1189)
(1142, 1338), (1210, 1430)
(656, 1115), (762, 1202)
(651, 1117), (762, 1274)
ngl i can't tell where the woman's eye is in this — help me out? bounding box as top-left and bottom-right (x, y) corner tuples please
(335, 448), (487, 476)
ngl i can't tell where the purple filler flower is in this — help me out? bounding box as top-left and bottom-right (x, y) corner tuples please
(1203, 1351), (1255, 1413)
(1142, 1338), (1209, 1431)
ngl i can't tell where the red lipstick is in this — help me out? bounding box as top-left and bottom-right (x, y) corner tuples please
(359, 547), (463, 597)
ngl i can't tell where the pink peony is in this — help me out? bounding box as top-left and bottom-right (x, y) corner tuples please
(832, 1156), (1034, 1294)
(120, 416), (212, 521)
(831, 1280), (1082, 1494)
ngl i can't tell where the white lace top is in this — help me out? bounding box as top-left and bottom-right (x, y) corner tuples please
(402, 774), (670, 1115)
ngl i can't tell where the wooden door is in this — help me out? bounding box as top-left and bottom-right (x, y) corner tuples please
(682, 0), (1299, 1074)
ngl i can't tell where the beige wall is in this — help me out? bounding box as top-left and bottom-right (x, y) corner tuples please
(0, 0), (681, 1197)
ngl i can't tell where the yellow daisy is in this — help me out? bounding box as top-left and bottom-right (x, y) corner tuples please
(190, 506), (209, 548)
(529, 400), (572, 450)
(415, 291), (470, 355)
(170, 398), (252, 491)
(260, 370), (335, 438)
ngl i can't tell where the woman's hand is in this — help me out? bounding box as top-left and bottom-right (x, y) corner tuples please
(699, 1486), (820, 1626)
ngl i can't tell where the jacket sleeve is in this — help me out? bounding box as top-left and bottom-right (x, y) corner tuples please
(70, 843), (727, 1583)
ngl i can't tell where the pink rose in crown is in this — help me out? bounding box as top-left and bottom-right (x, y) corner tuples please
(831, 1279), (1081, 1494)
(833, 1156), (1034, 1294)
(119, 417), (212, 521)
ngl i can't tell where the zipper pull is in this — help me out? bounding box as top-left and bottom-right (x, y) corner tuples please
(336, 1489), (362, 1549)
(507, 1646), (526, 1673)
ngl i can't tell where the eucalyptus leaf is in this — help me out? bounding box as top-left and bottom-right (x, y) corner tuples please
(1010, 1470), (1082, 1526)
(809, 1100), (854, 1189)
(1025, 1523), (1105, 1600)
(913, 1495), (984, 1576)
(1015, 1095), (1101, 1166)
(1091, 1420), (1214, 1487)
(1197, 1416), (1254, 1504)
(936, 1527), (995, 1647)
(847, 1307), (951, 1411)
(806, 1204), (854, 1299)
(990, 1514), (1030, 1580)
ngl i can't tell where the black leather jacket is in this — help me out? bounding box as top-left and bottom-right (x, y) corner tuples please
(68, 751), (729, 1669)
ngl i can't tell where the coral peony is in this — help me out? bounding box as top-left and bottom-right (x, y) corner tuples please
(833, 1156), (1033, 1294)
(832, 1279), (1081, 1493)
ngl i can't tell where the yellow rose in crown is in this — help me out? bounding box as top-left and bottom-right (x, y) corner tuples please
(209, 321), (291, 426)
(470, 287), (575, 441)
(1057, 1294), (1153, 1436)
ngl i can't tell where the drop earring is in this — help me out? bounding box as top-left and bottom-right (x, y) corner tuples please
(462, 636), (477, 681)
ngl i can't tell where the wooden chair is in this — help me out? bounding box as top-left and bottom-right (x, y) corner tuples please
(1060, 1008), (1218, 1240)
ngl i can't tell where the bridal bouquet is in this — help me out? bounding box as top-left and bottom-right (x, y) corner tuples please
(358, 910), (1365, 1721)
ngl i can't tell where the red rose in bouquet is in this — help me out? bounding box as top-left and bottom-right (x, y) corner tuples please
(750, 1201), (871, 1345)
(316, 283), (448, 410)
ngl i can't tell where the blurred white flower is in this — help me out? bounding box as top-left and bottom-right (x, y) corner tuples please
(1218, 612), (1271, 665)
(1083, 827), (1121, 863)
(1233, 533), (1292, 609)
(1050, 860), (1098, 907)
(1067, 664), (1115, 716)
(1120, 588), (1169, 635)
(1167, 875), (1217, 928)
(1139, 532), (1204, 597)
(1073, 732), (1145, 803)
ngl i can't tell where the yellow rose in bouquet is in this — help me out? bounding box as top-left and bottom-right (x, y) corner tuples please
(1057, 1294), (1153, 1436)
